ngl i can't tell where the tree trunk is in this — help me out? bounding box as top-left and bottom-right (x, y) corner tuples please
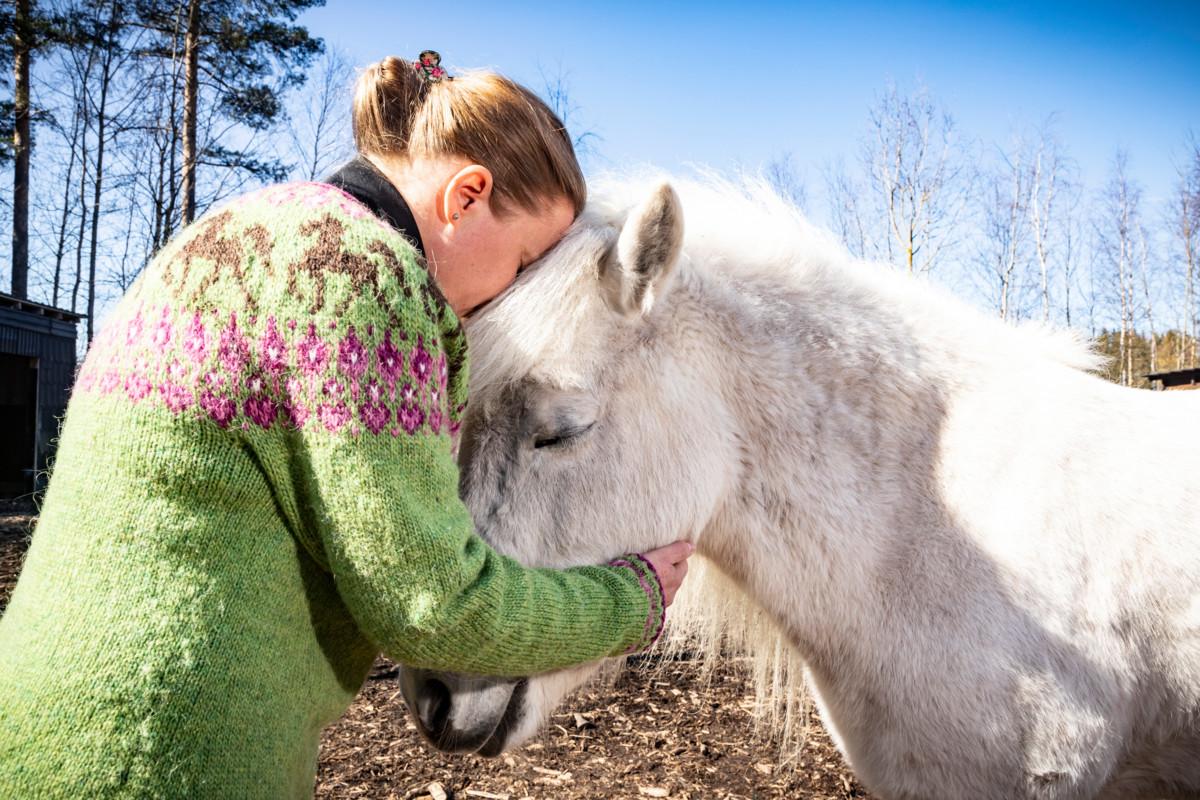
(1185, 197), (1197, 369)
(1138, 232), (1157, 376)
(180, 0), (200, 225)
(1189, 238), (1197, 368)
(1037, 232), (1050, 323)
(162, 40), (183, 247)
(1063, 274), (1070, 328)
(1118, 235), (1130, 386)
(116, 195), (137, 290)
(86, 1), (120, 344)
(51, 109), (82, 308)
(11, 0), (32, 300)
(71, 94), (91, 315)
(1062, 217), (1077, 329)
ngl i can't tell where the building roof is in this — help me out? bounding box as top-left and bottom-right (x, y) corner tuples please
(1146, 366), (1200, 382)
(0, 292), (85, 323)
(1146, 366), (1200, 379)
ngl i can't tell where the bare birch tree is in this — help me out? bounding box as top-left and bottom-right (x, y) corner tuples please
(1028, 121), (1073, 322)
(823, 157), (871, 259)
(978, 138), (1030, 321)
(82, 0), (125, 343)
(764, 151), (808, 211)
(1095, 151), (1141, 385)
(286, 46), (353, 180)
(1060, 194), (1084, 329)
(1170, 138), (1199, 368)
(860, 83), (972, 276)
(538, 63), (600, 166)
(1136, 224), (1159, 374)
(46, 70), (83, 307)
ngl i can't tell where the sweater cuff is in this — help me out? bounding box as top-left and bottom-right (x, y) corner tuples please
(607, 554), (666, 655)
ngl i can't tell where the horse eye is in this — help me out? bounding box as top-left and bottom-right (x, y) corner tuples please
(533, 422), (595, 450)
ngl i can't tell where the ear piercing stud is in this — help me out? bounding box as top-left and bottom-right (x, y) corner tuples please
(452, 213), (460, 220)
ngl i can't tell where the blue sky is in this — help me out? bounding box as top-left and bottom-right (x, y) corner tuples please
(302, 0), (1200, 211)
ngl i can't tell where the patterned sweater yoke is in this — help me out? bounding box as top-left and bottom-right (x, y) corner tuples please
(0, 181), (664, 799)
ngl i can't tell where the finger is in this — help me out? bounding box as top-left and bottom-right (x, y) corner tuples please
(658, 540), (691, 561)
(656, 540), (694, 563)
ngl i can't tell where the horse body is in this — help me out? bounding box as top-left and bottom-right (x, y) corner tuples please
(401, 176), (1200, 799)
(662, 227), (1199, 799)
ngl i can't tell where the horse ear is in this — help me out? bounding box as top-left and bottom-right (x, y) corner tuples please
(601, 183), (684, 316)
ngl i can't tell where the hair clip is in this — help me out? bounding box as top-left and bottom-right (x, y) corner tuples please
(414, 50), (451, 83)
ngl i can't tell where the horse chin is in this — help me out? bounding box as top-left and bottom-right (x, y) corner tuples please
(475, 727), (513, 757)
(481, 662), (609, 755)
(409, 663), (608, 755)
(461, 678), (530, 757)
(398, 667), (530, 755)
(470, 683), (570, 756)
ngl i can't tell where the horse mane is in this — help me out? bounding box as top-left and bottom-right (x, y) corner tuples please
(585, 168), (1100, 375)
(654, 557), (815, 758)
(469, 170), (1098, 406)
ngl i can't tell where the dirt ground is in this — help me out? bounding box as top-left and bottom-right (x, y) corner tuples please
(0, 500), (35, 616)
(0, 502), (873, 800)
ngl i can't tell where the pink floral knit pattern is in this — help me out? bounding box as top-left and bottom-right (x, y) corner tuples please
(607, 555), (666, 654)
(76, 304), (465, 439)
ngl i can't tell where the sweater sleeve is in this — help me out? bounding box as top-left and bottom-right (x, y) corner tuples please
(272, 195), (664, 676)
(298, 420), (664, 676)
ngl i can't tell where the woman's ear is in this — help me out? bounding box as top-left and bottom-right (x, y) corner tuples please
(442, 164), (494, 223)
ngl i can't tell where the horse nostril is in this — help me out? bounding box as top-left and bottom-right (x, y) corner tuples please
(419, 676), (453, 739)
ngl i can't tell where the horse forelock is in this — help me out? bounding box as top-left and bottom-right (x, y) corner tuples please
(464, 225), (617, 399)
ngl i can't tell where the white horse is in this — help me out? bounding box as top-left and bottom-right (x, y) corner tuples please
(398, 175), (1200, 800)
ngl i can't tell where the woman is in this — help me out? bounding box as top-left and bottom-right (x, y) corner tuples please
(0, 54), (692, 798)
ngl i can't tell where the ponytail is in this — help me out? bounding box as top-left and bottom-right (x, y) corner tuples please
(352, 56), (587, 218)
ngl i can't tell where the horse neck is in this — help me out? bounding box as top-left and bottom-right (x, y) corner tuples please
(662, 257), (962, 652)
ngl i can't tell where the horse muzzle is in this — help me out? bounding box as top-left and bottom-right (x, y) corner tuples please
(398, 667), (527, 756)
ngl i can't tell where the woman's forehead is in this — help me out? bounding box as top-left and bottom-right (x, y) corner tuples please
(466, 225), (615, 397)
(522, 196), (576, 265)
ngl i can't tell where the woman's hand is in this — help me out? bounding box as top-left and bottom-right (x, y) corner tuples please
(643, 541), (694, 608)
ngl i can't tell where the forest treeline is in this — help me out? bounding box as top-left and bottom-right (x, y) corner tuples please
(2, 3), (1198, 388)
(770, 85), (1200, 386)
(1, 0), (348, 342)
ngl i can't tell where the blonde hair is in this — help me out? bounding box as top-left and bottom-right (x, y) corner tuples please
(353, 56), (586, 218)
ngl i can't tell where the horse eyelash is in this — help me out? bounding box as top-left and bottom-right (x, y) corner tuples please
(533, 422), (595, 450)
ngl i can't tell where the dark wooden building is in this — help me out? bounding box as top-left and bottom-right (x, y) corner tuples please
(1146, 367), (1200, 391)
(0, 292), (83, 498)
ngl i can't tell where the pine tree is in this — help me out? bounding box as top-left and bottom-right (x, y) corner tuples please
(8, 0), (34, 298)
(132, 0), (323, 225)
(3, 0), (67, 300)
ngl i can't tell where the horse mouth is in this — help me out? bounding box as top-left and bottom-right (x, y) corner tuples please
(472, 678), (528, 757)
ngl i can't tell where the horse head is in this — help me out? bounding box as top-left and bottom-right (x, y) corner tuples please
(398, 182), (732, 754)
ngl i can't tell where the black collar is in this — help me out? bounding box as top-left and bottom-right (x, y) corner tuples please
(321, 156), (427, 259)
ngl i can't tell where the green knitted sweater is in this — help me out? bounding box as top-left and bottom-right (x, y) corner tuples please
(0, 182), (664, 798)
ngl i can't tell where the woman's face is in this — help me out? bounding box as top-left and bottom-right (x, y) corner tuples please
(429, 195), (575, 319)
